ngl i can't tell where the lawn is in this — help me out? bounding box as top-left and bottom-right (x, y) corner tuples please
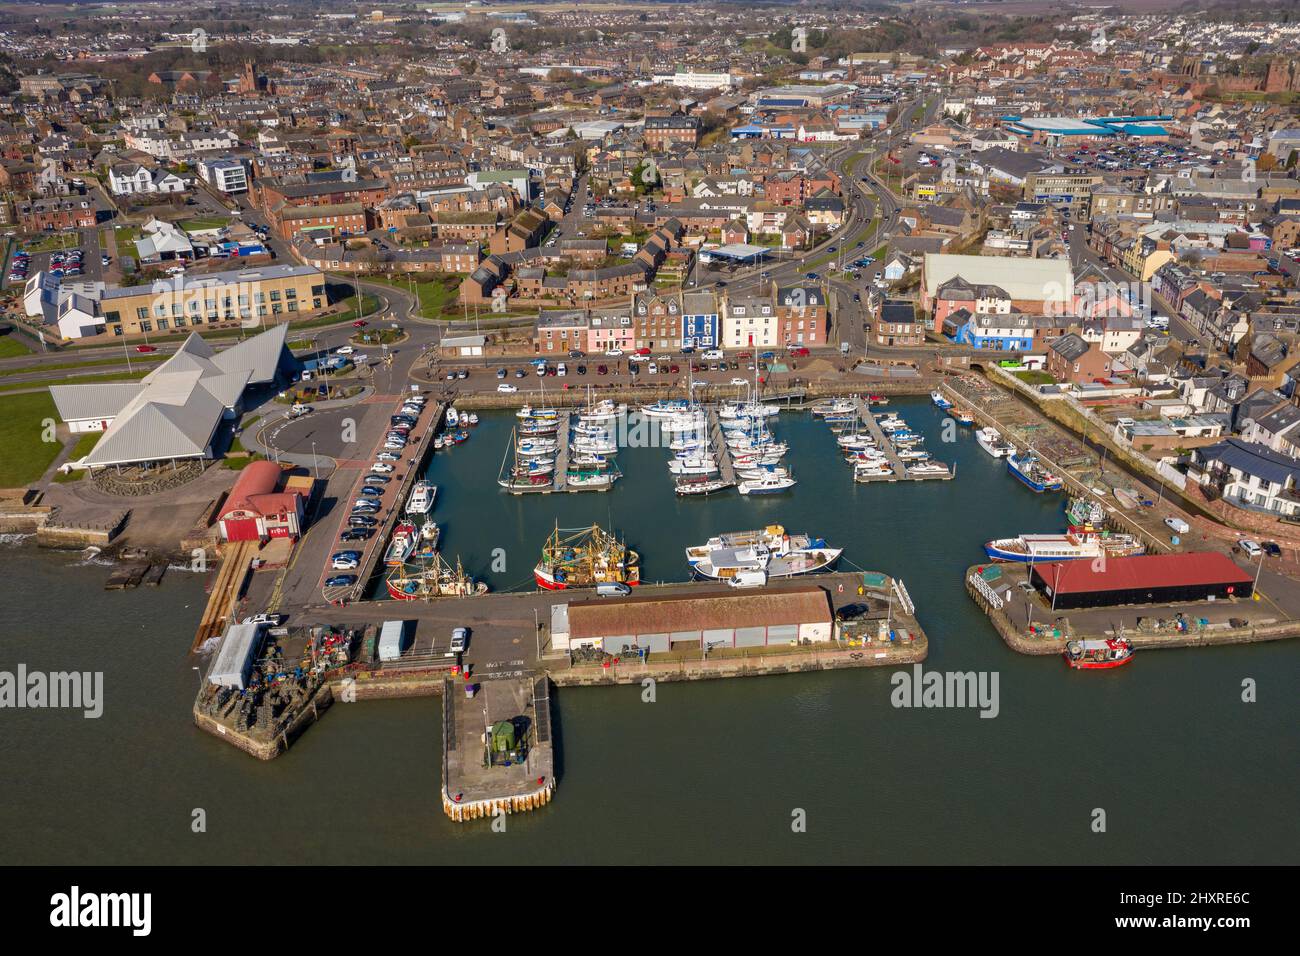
(1014, 370), (1056, 386)
(366, 274), (460, 319)
(180, 216), (232, 232)
(0, 392), (64, 487)
(52, 431), (101, 482)
(0, 331), (31, 358)
(0, 369), (148, 394)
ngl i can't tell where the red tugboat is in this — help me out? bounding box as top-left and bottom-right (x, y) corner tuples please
(1064, 637), (1134, 670)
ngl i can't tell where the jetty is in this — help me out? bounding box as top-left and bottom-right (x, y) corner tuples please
(851, 396), (905, 480)
(552, 416), (570, 492)
(330, 400), (445, 604)
(706, 406), (738, 488)
(191, 540), (256, 650)
(441, 674), (555, 823)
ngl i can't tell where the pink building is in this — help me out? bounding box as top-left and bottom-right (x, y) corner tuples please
(586, 314), (636, 353)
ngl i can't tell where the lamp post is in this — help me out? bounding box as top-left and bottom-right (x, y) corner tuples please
(311, 441), (318, 479)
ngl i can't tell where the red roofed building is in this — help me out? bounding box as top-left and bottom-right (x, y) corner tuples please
(1030, 552), (1253, 610)
(218, 460), (305, 542)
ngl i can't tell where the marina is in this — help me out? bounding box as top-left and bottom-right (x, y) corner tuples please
(812, 396), (953, 482)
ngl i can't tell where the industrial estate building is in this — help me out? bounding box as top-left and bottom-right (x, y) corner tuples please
(1030, 552), (1254, 610)
(550, 585), (834, 653)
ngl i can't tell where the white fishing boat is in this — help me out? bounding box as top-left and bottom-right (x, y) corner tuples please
(975, 427), (1014, 459)
(687, 525), (840, 579)
(984, 530), (1145, 563)
(811, 398), (855, 417)
(446, 407), (459, 427)
(405, 480), (436, 515)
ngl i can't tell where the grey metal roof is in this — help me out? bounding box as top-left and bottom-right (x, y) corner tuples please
(52, 326), (287, 467)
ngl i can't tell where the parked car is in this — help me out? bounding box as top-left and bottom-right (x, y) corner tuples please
(135, 345), (158, 353)
(1238, 538), (1263, 558)
(348, 515), (378, 528)
(376, 452), (400, 462)
(370, 462), (394, 474)
(325, 575), (356, 588)
(497, 383), (518, 393)
(1262, 541), (1282, 557)
(496, 368), (508, 379)
(449, 627), (469, 655)
(331, 556), (360, 571)
(243, 613), (285, 626)
(339, 529), (372, 542)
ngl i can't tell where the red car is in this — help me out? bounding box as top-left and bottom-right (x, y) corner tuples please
(134, 345), (158, 353)
(790, 346), (810, 357)
(636, 347), (652, 356)
(352, 320), (368, 328)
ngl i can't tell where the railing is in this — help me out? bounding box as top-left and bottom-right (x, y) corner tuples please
(968, 571), (1004, 611)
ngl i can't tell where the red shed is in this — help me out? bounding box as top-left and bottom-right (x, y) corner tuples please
(1031, 551), (1253, 610)
(219, 460), (304, 542)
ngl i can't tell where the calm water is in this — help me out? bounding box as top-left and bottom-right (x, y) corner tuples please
(4, 399), (1297, 864)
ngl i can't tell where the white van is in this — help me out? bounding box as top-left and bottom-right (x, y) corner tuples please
(702, 349), (724, 361)
(596, 582), (631, 597)
(727, 570), (768, 588)
(1164, 517), (1190, 535)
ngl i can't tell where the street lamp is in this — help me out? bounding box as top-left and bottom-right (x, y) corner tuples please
(311, 441), (319, 479)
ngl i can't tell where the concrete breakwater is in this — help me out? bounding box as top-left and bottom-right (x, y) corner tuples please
(964, 564), (1300, 656)
(547, 637), (927, 687)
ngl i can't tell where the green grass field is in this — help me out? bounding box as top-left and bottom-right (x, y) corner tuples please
(366, 274), (460, 318)
(0, 369), (148, 394)
(0, 333), (31, 358)
(51, 431), (102, 483)
(0, 392), (64, 487)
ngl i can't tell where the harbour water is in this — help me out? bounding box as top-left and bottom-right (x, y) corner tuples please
(3, 399), (1297, 864)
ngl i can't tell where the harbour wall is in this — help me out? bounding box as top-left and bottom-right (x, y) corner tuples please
(193, 682), (336, 761)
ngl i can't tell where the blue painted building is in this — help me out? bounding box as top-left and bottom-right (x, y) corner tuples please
(681, 291), (720, 349)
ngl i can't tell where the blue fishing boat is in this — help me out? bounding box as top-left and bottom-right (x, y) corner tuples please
(1007, 452), (1063, 492)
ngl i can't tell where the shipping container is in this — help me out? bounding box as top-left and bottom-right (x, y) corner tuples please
(378, 620), (410, 662)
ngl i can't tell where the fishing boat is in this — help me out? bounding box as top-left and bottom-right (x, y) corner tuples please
(433, 436), (446, 450)
(446, 407), (459, 427)
(930, 390), (953, 410)
(1007, 452), (1063, 492)
(386, 553), (488, 600)
(983, 529), (1145, 563)
(948, 407), (974, 425)
(384, 524), (417, 567)
(411, 520), (441, 558)
(868, 394), (889, 406)
(675, 476), (731, 496)
(975, 427), (1014, 458)
(1065, 495), (1106, 526)
(465, 413), (479, 426)
(738, 472), (796, 495)
(1065, 637), (1134, 670)
(405, 480), (436, 515)
(534, 524), (640, 590)
(448, 429), (469, 444)
(687, 525), (840, 580)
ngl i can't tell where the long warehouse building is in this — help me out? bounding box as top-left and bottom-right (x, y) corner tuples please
(1031, 552), (1253, 610)
(552, 585), (834, 653)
